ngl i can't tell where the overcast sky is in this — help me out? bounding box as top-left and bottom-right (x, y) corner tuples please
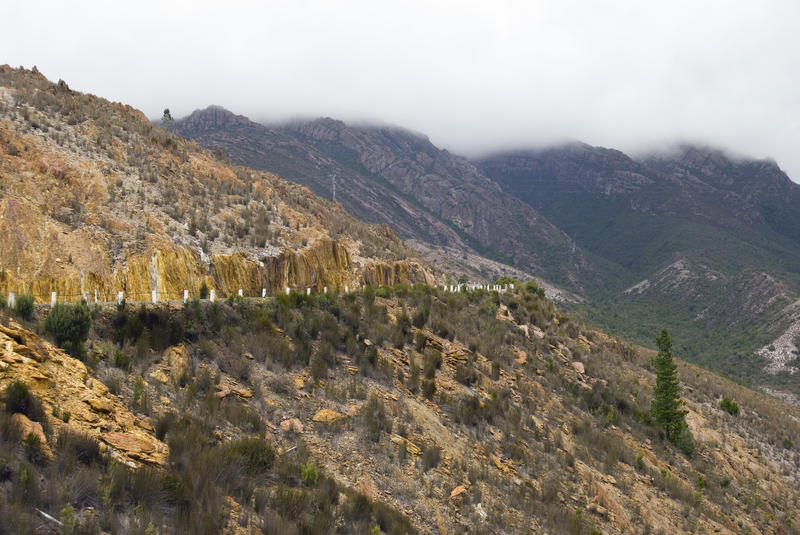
(4, 0), (800, 180)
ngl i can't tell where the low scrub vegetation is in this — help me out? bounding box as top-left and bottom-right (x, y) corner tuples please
(44, 301), (92, 359)
(0, 281), (797, 533)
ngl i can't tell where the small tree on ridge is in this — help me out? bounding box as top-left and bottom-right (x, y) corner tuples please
(650, 328), (694, 454)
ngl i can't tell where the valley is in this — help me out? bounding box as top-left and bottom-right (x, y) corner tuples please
(174, 108), (800, 400)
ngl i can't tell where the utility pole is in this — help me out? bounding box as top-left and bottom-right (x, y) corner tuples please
(331, 173), (336, 202)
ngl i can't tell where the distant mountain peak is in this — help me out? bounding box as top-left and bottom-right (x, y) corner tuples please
(177, 105), (250, 133)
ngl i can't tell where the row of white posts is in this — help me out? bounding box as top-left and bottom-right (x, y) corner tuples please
(32, 285), (347, 306)
(288, 285), (336, 297)
(442, 283), (514, 292)
(16, 282), (513, 307)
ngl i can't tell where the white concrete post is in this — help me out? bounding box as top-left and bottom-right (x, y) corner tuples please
(510, 283), (514, 289)
(8, 292), (14, 308)
(82, 291), (89, 303)
(151, 290), (157, 304)
(306, 287), (311, 296)
(117, 291), (124, 305)
(94, 289), (98, 303)
(285, 287), (290, 295)
(183, 290), (189, 303)
(238, 289), (243, 297)
(345, 285), (349, 293)
(51, 292), (57, 306)
(323, 286), (328, 294)
(262, 288), (266, 298)
(210, 289), (216, 302)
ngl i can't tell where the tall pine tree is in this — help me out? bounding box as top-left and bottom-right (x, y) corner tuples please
(650, 328), (694, 454)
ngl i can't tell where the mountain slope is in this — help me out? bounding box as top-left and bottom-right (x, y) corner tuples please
(3, 284), (799, 534)
(174, 107), (598, 291)
(477, 143), (800, 393)
(0, 67), (433, 302)
(0, 66), (798, 534)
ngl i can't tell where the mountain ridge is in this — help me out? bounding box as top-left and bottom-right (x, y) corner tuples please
(478, 143), (800, 393)
(174, 105), (600, 292)
(176, 105), (800, 399)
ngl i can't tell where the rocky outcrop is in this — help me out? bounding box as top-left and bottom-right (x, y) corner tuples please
(311, 408), (347, 425)
(362, 259), (435, 287)
(0, 321), (167, 465)
(0, 67), (435, 305)
(13, 412), (53, 458)
(258, 238), (351, 292)
(0, 235), (433, 301)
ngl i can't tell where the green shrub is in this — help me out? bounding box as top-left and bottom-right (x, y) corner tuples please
(14, 294), (35, 320)
(454, 361), (477, 385)
(422, 348), (442, 379)
(421, 445), (441, 471)
(253, 487), (269, 513)
(300, 461), (319, 486)
(44, 302), (92, 359)
(720, 397), (739, 416)
(154, 411), (178, 441)
(454, 394), (481, 426)
(674, 425), (696, 456)
(222, 437), (275, 474)
(55, 428), (101, 465)
(411, 308), (428, 328)
(406, 355), (420, 393)
(272, 484), (309, 518)
(113, 351), (131, 370)
(4, 381), (47, 424)
(421, 378), (436, 400)
(414, 331), (427, 351)
(362, 395), (392, 442)
(0, 293), (6, 308)
(23, 433), (48, 465)
(524, 281), (545, 298)
(310, 355), (329, 383)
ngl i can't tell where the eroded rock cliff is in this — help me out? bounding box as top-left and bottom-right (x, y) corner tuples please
(0, 66), (434, 302)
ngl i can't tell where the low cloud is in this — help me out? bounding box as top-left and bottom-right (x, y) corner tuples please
(4, 0), (799, 179)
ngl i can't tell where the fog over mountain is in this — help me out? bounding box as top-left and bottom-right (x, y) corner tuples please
(4, 0), (800, 180)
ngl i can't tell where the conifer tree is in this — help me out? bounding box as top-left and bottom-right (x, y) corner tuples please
(162, 108), (174, 132)
(650, 328), (694, 454)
